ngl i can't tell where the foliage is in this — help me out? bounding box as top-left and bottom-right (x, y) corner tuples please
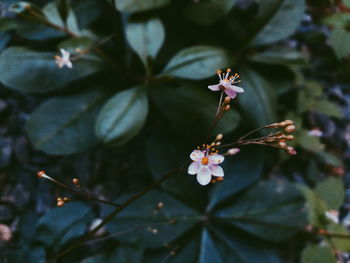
(0, 0), (349, 262)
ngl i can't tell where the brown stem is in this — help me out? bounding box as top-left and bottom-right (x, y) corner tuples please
(46, 163), (187, 263)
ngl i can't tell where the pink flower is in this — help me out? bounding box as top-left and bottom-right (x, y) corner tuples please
(208, 68), (244, 98)
(188, 150), (224, 186)
(55, 49), (73, 69)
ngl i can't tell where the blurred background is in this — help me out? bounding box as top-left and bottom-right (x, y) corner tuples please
(0, 0), (350, 262)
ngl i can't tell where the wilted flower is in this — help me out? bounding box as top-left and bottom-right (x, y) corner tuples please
(188, 149), (224, 185)
(55, 49), (73, 69)
(208, 68), (244, 98)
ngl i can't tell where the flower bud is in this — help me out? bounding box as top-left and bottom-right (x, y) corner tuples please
(216, 133), (223, 141)
(284, 120), (294, 125)
(37, 170), (46, 178)
(224, 105), (230, 111)
(285, 135), (294, 140)
(278, 121), (287, 127)
(278, 141), (287, 148)
(216, 177), (224, 182)
(224, 96), (231, 104)
(286, 146), (297, 155)
(72, 178), (79, 184)
(57, 200), (65, 207)
(228, 148), (240, 155)
(285, 125), (296, 133)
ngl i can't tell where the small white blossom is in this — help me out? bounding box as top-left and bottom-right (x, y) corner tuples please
(55, 49), (73, 69)
(208, 68), (244, 99)
(325, 210), (339, 224)
(308, 128), (323, 137)
(188, 150), (224, 186)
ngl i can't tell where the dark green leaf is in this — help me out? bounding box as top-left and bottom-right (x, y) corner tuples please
(107, 191), (200, 248)
(81, 239), (144, 263)
(26, 89), (106, 155)
(330, 28), (350, 59)
(58, 36), (95, 54)
(161, 46), (233, 80)
(302, 244), (336, 263)
(315, 177), (344, 210)
(216, 180), (307, 241)
(95, 86), (149, 145)
(238, 67), (277, 126)
(208, 148), (266, 210)
(183, 0), (236, 25)
(151, 84), (240, 136)
(115, 0), (170, 13)
(34, 202), (93, 248)
(315, 151), (343, 167)
(250, 46), (307, 65)
(251, 0), (305, 46)
(0, 47), (102, 93)
(296, 129), (324, 153)
(126, 17), (165, 68)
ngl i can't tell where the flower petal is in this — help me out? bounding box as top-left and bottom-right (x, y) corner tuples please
(188, 161), (201, 175)
(230, 85), (244, 93)
(208, 84), (220, 91)
(190, 150), (204, 161)
(209, 164), (224, 177)
(197, 166), (211, 185)
(224, 88), (237, 98)
(208, 154), (224, 164)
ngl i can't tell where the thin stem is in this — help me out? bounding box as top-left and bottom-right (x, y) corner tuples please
(46, 163), (187, 263)
(216, 91), (224, 117)
(237, 125), (268, 142)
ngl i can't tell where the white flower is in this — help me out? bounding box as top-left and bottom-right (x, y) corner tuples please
(188, 150), (224, 186)
(308, 128), (323, 137)
(55, 48), (73, 69)
(208, 68), (244, 99)
(325, 210), (339, 224)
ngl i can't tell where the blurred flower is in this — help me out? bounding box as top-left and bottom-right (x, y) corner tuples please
(208, 68), (244, 98)
(55, 49), (73, 69)
(308, 128), (323, 137)
(0, 224), (12, 242)
(188, 149), (224, 185)
(325, 210), (339, 224)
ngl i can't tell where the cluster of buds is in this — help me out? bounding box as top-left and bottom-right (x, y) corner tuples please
(264, 120), (297, 155)
(56, 197), (71, 207)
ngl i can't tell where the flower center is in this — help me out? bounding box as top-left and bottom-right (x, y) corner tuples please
(201, 157), (209, 165)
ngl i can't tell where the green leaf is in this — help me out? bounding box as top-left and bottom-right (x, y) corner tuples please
(43, 0), (80, 35)
(115, 0), (170, 13)
(315, 151), (343, 167)
(151, 84), (240, 136)
(161, 46), (233, 80)
(126, 17), (165, 68)
(298, 186), (329, 227)
(330, 28), (350, 59)
(107, 191), (200, 248)
(0, 47), (102, 93)
(208, 148), (266, 209)
(238, 67), (277, 126)
(313, 99), (342, 118)
(296, 129), (324, 153)
(302, 244), (336, 263)
(95, 86), (149, 145)
(34, 202), (93, 249)
(315, 177), (344, 210)
(216, 180), (307, 241)
(81, 239), (144, 263)
(251, 0), (305, 46)
(323, 13), (350, 28)
(250, 46), (307, 65)
(26, 89), (106, 155)
(326, 223), (350, 251)
(183, 0), (236, 25)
